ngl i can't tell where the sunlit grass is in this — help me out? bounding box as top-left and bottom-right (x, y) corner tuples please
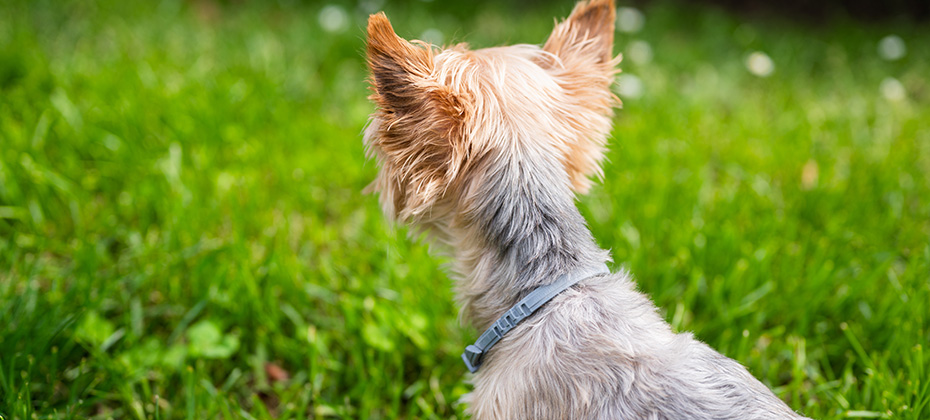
(1, 0), (928, 418)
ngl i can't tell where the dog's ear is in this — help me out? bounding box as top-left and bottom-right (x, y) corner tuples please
(365, 13), (469, 220)
(367, 13), (435, 115)
(542, 0), (619, 194)
(543, 0), (616, 66)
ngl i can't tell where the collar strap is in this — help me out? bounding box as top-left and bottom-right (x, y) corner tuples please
(461, 263), (611, 373)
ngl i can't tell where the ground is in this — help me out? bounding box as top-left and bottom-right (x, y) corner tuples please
(0, 0), (928, 419)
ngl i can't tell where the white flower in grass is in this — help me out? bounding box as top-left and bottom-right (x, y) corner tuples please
(616, 7), (644, 33)
(880, 77), (906, 102)
(878, 35), (906, 61)
(745, 51), (774, 77)
(616, 74), (644, 99)
(627, 40), (652, 65)
(319, 5), (348, 33)
(420, 28), (444, 46)
(358, 0), (385, 15)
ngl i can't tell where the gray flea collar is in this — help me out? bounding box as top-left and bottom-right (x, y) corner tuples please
(461, 263), (611, 373)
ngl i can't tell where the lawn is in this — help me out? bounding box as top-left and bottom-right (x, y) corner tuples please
(1, 0), (928, 418)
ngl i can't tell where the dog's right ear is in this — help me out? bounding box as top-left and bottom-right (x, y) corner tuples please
(543, 0), (616, 66)
(539, 0), (619, 194)
(365, 13), (469, 221)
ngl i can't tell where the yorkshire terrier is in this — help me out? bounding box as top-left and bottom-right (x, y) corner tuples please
(363, 0), (811, 418)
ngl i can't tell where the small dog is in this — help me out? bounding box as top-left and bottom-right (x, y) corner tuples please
(363, 0), (811, 418)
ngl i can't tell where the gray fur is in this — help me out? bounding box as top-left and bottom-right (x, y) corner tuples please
(452, 152), (609, 328)
(455, 150), (810, 419)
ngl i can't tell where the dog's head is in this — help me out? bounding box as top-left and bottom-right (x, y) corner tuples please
(364, 0), (619, 226)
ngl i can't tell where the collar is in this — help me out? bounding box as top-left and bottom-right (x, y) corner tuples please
(461, 263), (611, 373)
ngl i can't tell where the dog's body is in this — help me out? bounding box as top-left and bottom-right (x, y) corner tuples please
(363, 1), (810, 418)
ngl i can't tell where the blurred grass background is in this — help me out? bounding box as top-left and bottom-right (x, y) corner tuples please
(1, 0), (928, 418)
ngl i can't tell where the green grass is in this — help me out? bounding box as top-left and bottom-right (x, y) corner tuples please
(1, 0), (928, 418)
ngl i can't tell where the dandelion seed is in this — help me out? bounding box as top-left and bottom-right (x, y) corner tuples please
(319, 5), (348, 33)
(420, 28), (444, 46)
(878, 35), (906, 61)
(880, 77), (906, 102)
(745, 51), (774, 77)
(616, 74), (644, 99)
(358, 0), (385, 14)
(616, 7), (644, 34)
(627, 40), (652, 65)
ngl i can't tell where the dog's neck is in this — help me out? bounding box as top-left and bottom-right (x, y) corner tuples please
(449, 149), (610, 330)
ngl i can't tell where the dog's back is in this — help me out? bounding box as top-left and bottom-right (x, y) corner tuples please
(465, 273), (806, 419)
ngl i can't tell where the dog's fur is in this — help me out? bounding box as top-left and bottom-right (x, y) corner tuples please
(363, 1), (811, 418)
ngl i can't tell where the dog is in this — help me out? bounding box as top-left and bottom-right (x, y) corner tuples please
(363, 0), (811, 418)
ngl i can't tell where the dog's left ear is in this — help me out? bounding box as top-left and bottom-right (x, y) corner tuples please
(541, 0), (619, 194)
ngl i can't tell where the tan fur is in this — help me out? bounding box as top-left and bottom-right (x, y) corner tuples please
(541, 0), (621, 192)
(366, 13), (471, 220)
(364, 2), (619, 224)
(363, 1), (811, 418)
